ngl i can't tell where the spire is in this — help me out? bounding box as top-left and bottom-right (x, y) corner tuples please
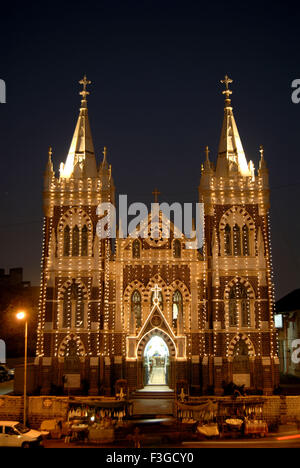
(60, 75), (97, 179)
(216, 75), (251, 177)
(99, 146), (109, 174)
(259, 144), (267, 171)
(44, 146), (55, 188)
(99, 146), (115, 204)
(203, 145), (213, 171)
(45, 146), (54, 173)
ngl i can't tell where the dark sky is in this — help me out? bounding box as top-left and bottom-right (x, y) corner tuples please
(0, 0), (299, 300)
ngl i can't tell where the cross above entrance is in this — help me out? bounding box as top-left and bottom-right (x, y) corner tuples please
(151, 284), (162, 305)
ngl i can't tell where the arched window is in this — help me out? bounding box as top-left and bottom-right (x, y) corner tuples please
(172, 290), (183, 329)
(224, 224), (232, 255)
(228, 283), (250, 327)
(81, 225), (88, 256)
(242, 224), (249, 256)
(233, 340), (250, 373)
(132, 239), (141, 259)
(229, 294), (238, 326)
(63, 287), (71, 328)
(63, 226), (70, 256)
(131, 290), (142, 328)
(62, 281), (85, 328)
(173, 240), (181, 258)
(72, 226), (80, 256)
(233, 224), (241, 256)
(151, 290), (163, 310)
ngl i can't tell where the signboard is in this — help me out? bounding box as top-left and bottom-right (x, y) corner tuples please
(233, 373), (250, 388)
(64, 374), (81, 388)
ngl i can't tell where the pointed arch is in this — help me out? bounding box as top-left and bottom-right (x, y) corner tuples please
(131, 289), (142, 328)
(233, 223), (241, 256)
(227, 334), (255, 358)
(58, 334), (85, 358)
(219, 206), (255, 256)
(57, 207), (93, 258)
(81, 225), (88, 256)
(172, 289), (183, 329)
(58, 279), (88, 330)
(224, 224), (232, 255)
(137, 328), (177, 359)
(123, 280), (146, 302)
(72, 225), (80, 256)
(242, 224), (249, 256)
(63, 225), (70, 256)
(59, 278), (89, 300)
(225, 277), (255, 329)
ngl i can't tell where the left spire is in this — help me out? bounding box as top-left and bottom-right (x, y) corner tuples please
(60, 75), (97, 179)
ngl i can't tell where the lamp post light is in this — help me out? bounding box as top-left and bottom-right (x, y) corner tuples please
(16, 311), (28, 427)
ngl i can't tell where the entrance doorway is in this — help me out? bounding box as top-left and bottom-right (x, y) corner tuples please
(143, 336), (169, 386)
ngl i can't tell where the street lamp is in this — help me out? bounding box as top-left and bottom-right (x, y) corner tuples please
(16, 311), (28, 427)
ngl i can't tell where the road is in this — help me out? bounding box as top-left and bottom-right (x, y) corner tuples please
(42, 433), (300, 448)
(0, 379), (13, 395)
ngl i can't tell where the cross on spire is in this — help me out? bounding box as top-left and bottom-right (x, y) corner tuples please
(220, 74), (233, 100)
(79, 75), (91, 103)
(152, 188), (160, 203)
(151, 284), (162, 304)
(205, 145), (210, 161)
(259, 144), (264, 158)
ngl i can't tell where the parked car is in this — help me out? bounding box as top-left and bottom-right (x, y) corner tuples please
(0, 421), (46, 448)
(0, 365), (14, 382)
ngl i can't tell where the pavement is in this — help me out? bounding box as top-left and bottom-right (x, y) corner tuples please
(0, 379), (13, 395)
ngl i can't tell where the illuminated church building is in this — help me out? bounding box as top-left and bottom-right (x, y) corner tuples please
(35, 76), (279, 395)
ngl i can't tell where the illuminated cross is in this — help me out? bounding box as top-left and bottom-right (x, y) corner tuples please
(79, 74), (91, 99)
(220, 74), (233, 99)
(205, 145), (210, 161)
(152, 188), (160, 203)
(151, 284), (162, 305)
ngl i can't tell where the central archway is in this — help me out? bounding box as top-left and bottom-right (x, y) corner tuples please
(144, 335), (169, 385)
(137, 328), (176, 390)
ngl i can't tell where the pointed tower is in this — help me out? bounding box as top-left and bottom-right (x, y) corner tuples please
(216, 75), (253, 177)
(199, 76), (279, 395)
(60, 75), (97, 179)
(36, 76), (116, 396)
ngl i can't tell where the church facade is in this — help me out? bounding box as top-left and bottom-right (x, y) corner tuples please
(35, 76), (279, 395)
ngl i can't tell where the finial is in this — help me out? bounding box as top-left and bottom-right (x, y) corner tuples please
(103, 146), (107, 161)
(152, 188), (160, 203)
(259, 144), (264, 159)
(48, 146), (52, 159)
(205, 145), (210, 161)
(79, 75), (91, 107)
(220, 75), (233, 105)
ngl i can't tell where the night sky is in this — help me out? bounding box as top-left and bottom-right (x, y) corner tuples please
(0, 1), (299, 300)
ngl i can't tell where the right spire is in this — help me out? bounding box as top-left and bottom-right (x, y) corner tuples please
(216, 75), (252, 177)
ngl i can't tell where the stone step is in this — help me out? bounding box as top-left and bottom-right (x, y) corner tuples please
(132, 391), (175, 400)
(131, 384), (175, 400)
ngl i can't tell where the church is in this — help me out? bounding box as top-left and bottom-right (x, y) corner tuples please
(35, 75), (279, 396)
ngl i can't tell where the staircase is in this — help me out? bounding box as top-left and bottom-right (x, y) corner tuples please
(131, 385), (175, 416)
(132, 385), (175, 400)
